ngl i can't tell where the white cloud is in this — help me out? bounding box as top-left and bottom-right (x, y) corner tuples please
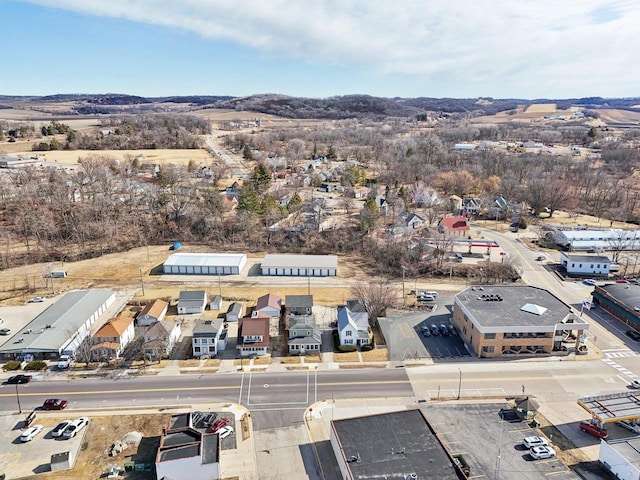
(24, 0), (640, 96)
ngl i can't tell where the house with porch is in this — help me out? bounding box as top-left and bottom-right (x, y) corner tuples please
(143, 321), (181, 361)
(337, 306), (371, 348)
(237, 316), (270, 357)
(90, 315), (135, 362)
(192, 318), (226, 358)
(287, 316), (321, 355)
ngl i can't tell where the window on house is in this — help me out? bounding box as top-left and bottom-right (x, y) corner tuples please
(597, 264), (600, 268)
(346, 331), (352, 336)
(482, 346), (495, 353)
(484, 333), (496, 339)
(194, 347), (201, 353)
(463, 326), (467, 335)
(590, 264), (594, 269)
(571, 263), (575, 268)
(579, 264), (582, 268)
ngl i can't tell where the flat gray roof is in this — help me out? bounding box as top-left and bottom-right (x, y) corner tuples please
(608, 437), (640, 467)
(332, 409), (458, 480)
(164, 253), (246, 267)
(455, 286), (582, 331)
(262, 254), (337, 269)
(0, 290), (115, 354)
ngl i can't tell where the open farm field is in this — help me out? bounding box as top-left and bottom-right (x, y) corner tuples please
(6, 148), (211, 167)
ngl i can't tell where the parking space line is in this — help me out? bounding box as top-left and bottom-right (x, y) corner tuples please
(545, 469), (571, 475)
(468, 475), (486, 479)
(508, 427), (530, 432)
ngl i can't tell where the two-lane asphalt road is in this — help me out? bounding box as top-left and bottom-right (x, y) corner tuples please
(0, 369), (414, 430)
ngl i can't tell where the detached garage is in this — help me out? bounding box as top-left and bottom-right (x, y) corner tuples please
(261, 254), (338, 277)
(163, 253), (247, 275)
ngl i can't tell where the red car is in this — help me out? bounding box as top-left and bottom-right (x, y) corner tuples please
(42, 398), (68, 410)
(580, 421), (608, 439)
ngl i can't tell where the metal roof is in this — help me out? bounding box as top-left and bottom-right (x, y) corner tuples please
(0, 290), (115, 354)
(597, 284), (640, 310)
(164, 253), (246, 268)
(261, 254), (337, 269)
(578, 392), (640, 423)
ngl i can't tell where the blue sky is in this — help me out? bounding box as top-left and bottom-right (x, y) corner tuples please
(1, 0), (639, 99)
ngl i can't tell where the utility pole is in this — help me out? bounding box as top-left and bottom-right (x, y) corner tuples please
(139, 267), (145, 296)
(457, 368), (462, 400)
(217, 268), (222, 297)
(48, 263), (55, 295)
(401, 266), (407, 307)
(15, 384), (22, 414)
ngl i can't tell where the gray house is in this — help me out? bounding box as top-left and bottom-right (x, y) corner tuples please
(287, 316), (321, 355)
(226, 302), (243, 322)
(285, 295), (314, 316)
(192, 318), (226, 358)
(177, 291), (207, 315)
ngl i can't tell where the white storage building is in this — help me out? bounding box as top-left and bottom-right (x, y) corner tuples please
(0, 289), (116, 360)
(553, 229), (640, 252)
(163, 253), (247, 275)
(261, 254), (338, 277)
(560, 253), (611, 277)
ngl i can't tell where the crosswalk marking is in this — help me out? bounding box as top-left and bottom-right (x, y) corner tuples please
(605, 350), (640, 358)
(601, 358), (637, 378)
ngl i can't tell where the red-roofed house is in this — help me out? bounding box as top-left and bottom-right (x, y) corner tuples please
(438, 216), (470, 236)
(237, 316), (270, 357)
(91, 316), (135, 361)
(254, 294), (282, 319)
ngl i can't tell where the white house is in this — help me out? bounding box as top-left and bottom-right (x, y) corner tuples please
(337, 305), (370, 348)
(144, 321), (181, 361)
(177, 291), (207, 315)
(90, 316), (136, 362)
(137, 299), (169, 326)
(192, 318), (226, 358)
(254, 294), (282, 318)
(560, 253), (611, 277)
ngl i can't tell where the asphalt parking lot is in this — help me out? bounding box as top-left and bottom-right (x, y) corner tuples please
(424, 403), (580, 480)
(0, 411), (86, 479)
(379, 296), (471, 362)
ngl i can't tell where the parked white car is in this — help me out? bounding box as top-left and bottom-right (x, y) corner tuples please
(20, 424), (44, 442)
(629, 380), (640, 390)
(523, 436), (548, 448)
(51, 420), (72, 438)
(218, 425), (234, 439)
(530, 446), (556, 460)
(63, 417), (89, 439)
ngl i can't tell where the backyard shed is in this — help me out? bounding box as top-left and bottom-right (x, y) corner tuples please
(226, 302), (243, 322)
(177, 291), (207, 315)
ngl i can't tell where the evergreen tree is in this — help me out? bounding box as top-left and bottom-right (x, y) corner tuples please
(252, 162), (272, 192)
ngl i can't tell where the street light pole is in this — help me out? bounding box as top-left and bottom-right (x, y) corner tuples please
(457, 368), (462, 400)
(401, 266), (407, 308)
(15, 383), (22, 414)
(217, 268), (222, 297)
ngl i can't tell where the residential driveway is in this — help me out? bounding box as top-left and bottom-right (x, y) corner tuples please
(379, 296), (470, 362)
